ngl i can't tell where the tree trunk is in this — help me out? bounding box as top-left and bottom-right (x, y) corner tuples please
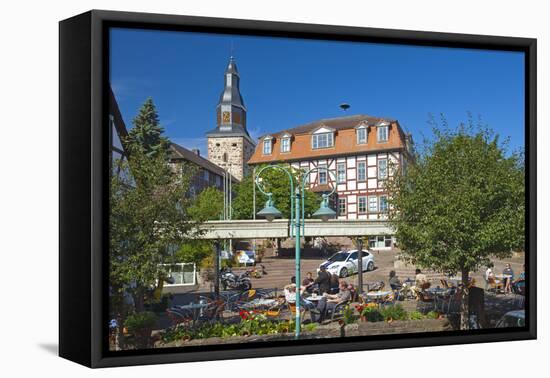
(116, 313), (126, 351)
(459, 268), (470, 330)
(133, 286), (146, 313)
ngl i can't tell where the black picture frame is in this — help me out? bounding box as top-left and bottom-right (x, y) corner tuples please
(59, 9), (537, 368)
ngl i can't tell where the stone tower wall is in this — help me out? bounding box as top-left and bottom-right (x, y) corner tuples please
(208, 136), (256, 181)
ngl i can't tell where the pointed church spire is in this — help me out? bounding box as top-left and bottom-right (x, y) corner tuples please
(206, 56), (256, 181)
(219, 56), (245, 110)
(214, 56), (248, 135)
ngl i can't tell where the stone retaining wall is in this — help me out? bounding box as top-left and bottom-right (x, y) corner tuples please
(158, 318), (451, 348)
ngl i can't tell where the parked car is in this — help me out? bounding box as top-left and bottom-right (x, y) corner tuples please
(236, 250), (255, 266)
(318, 249), (375, 278)
(495, 310), (525, 328)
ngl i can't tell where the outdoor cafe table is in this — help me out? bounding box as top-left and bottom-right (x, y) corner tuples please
(426, 287), (453, 312)
(304, 294), (323, 301)
(239, 298), (278, 310)
(173, 303), (209, 325)
(364, 290), (393, 304)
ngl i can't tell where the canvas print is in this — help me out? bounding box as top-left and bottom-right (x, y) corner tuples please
(108, 28), (527, 351)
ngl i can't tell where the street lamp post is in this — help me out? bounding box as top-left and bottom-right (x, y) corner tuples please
(255, 165), (337, 339)
(214, 241), (221, 296)
(356, 238), (364, 296)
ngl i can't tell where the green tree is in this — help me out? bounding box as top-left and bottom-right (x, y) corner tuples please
(188, 187), (224, 221)
(126, 97), (169, 157)
(110, 150), (201, 315)
(175, 240), (214, 266)
(232, 165), (322, 220)
(386, 121), (524, 329)
(177, 187), (223, 274)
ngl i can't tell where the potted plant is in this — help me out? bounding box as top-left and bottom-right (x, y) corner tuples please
(124, 311), (157, 349)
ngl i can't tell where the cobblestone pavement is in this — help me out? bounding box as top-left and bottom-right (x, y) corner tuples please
(165, 248), (525, 329)
(228, 248), (525, 293)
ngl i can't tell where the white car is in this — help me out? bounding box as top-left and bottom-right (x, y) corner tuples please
(318, 249), (375, 278)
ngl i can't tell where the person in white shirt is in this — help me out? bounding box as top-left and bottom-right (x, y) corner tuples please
(283, 283), (315, 310)
(485, 264), (497, 290)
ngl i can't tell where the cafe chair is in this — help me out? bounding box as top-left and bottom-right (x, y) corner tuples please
(287, 301), (307, 322)
(416, 291), (435, 313)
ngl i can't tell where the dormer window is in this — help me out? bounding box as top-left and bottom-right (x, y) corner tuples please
(280, 134), (291, 153)
(263, 136), (273, 155)
(377, 122), (389, 143)
(312, 126), (335, 149)
(356, 125), (368, 144)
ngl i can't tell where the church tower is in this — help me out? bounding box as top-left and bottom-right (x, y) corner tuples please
(206, 56), (255, 181)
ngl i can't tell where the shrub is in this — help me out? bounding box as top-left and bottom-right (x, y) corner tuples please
(342, 305), (356, 325)
(361, 306), (384, 322)
(125, 311), (157, 348)
(380, 304), (408, 321)
(426, 311), (440, 319)
(124, 311), (157, 333)
(304, 323), (318, 332)
(408, 311), (424, 320)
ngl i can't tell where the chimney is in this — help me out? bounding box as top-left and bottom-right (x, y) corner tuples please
(192, 148), (200, 156)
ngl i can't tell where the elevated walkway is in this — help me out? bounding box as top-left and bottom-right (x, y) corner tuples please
(198, 219), (394, 239)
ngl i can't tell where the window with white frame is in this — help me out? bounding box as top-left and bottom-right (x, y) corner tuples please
(318, 164), (328, 184)
(358, 196), (367, 213)
(378, 158), (388, 179)
(368, 196), (378, 212)
(338, 197), (346, 215)
(379, 195), (388, 212)
(312, 132), (334, 149)
(263, 138), (272, 155)
(377, 125), (389, 142)
(337, 162), (346, 183)
(369, 235), (392, 249)
(356, 126), (367, 144)
(159, 263), (196, 286)
(357, 161), (366, 181)
(280, 137), (290, 152)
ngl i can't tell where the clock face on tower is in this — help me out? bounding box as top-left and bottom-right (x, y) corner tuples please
(222, 111), (231, 123)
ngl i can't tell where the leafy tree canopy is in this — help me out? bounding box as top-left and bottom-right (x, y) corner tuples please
(175, 239), (214, 266)
(188, 187), (224, 221)
(110, 150), (201, 299)
(387, 119), (525, 278)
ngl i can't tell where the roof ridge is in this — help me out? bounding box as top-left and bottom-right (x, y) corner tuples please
(170, 142), (237, 180)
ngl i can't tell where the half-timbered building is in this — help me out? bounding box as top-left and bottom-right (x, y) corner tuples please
(248, 114), (414, 249)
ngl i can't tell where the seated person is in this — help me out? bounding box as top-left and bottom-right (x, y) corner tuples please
(411, 268), (428, 297)
(312, 281), (351, 322)
(283, 283), (315, 310)
(302, 272), (316, 294)
(484, 264), (500, 290)
(513, 264), (525, 294)
(388, 270), (403, 300)
(389, 270), (403, 291)
(284, 283), (297, 303)
(415, 268), (427, 286)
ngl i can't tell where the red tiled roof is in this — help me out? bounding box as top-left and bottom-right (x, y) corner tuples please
(248, 114), (408, 164)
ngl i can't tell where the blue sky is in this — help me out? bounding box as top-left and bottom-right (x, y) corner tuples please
(110, 28), (525, 155)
